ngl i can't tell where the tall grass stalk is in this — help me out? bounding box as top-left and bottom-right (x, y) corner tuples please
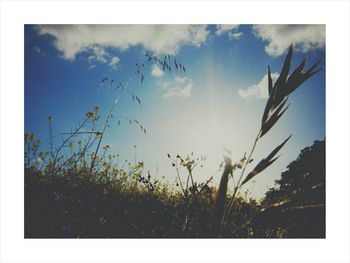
(213, 44), (321, 237)
(222, 131), (260, 229)
(88, 53), (186, 177)
(88, 88), (125, 177)
(211, 157), (234, 237)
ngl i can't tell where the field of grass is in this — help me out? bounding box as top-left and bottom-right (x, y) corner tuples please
(24, 45), (325, 238)
(25, 134), (325, 238)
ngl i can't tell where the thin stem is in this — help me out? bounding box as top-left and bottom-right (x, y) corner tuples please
(221, 130), (261, 231)
(174, 164), (186, 196)
(88, 54), (179, 177)
(212, 160), (233, 237)
(88, 62), (143, 177)
(25, 139), (30, 167)
(189, 169), (195, 190)
(48, 119), (54, 160)
(50, 118), (88, 176)
(88, 88), (127, 177)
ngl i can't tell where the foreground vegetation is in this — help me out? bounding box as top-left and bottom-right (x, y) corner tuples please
(25, 135), (325, 238)
(25, 45), (324, 238)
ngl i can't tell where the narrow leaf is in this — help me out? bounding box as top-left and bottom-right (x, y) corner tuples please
(267, 65), (273, 96)
(265, 135), (292, 161)
(260, 100), (289, 138)
(135, 96), (141, 104)
(284, 60), (321, 97)
(276, 44), (293, 87)
(261, 95), (274, 127)
(212, 161), (233, 236)
(241, 136), (291, 186)
(267, 156), (280, 166)
(290, 59), (307, 79)
(240, 172), (255, 186)
(304, 60), (321, 76)
(270, 45), (293, 109)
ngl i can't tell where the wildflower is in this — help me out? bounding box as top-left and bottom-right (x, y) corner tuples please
(99, 216), (107, 224)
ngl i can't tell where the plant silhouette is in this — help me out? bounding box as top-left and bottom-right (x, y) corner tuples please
(212, 44), (321, 236)
(24, 44), (324, 238)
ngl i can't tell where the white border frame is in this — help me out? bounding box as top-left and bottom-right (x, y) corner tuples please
(1, 1), (349, 263)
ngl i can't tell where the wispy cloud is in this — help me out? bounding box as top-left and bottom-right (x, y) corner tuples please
(238, 72), (279, 99)
(252, 25), (325, 56)
(33, 46), (45, 56)
(161, 76), (193, 98)
(228, 31), (243, 40)
(86, 46), (120, 69)
(87, 64), (96, 70)
(109, 56), (120, 67)
(88, 46), (108, 63)
(216, 25), (239, 35)
(36, 25), (209, 60)
(151, 64), (164, 78)
(216, 25), (243, 40)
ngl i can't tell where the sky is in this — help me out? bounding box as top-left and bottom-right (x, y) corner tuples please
(24, 24), (325, 199)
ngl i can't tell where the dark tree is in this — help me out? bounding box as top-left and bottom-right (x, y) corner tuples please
(254, 140), (325, 238)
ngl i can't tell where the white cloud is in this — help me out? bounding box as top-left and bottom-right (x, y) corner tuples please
(216, 24), (243, 40)
(87, 64), (96, 70)
(238, 72), (279, 99)
(151, 64), (164, 77)
(252, 25), (325, 57)
(33, 46), (45, 56)
(109, 56), (120, 67)
(216, 25), (239, 35)
(86, 47), (120, 68)
(228, 31), (243, 40)
(88, 46), (108, 63)
(161, 76), (193, 98)
(36, 25), (209, 60)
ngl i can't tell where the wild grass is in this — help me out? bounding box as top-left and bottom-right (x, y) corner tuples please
(24, 134), (325, 238)
(24, 45), (324, 238)
(211, 44), (321, 236)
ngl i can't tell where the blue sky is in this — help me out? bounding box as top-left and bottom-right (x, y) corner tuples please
(25, 25), (325, 198)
